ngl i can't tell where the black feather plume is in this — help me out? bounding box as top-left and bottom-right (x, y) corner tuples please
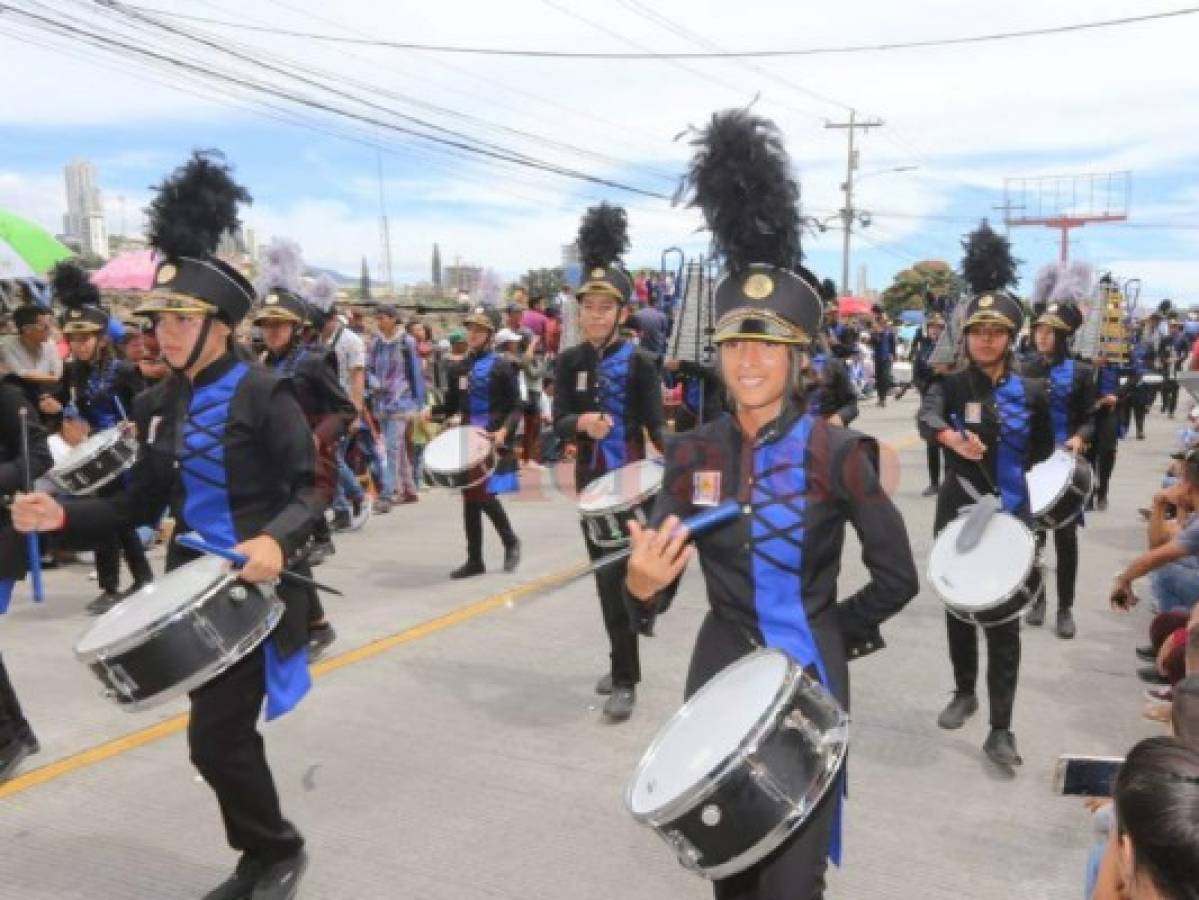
(50, 260), (99, 309)
(576, 203), (629, 271)
(146, 150), (252, 258)
(683, 109), (802, 272)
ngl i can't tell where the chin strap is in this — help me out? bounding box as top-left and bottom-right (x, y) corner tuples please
(168, 315), (215, 374)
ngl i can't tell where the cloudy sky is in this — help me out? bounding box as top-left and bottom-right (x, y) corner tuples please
(2, 0), (1197, 301)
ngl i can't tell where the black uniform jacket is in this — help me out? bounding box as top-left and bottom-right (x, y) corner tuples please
(59, 354), (320, 656)
(0, 379), (53, 580)
(642, 408), (918, 708)
(263, 344), (356, 446)
(553, 339), (665, 491)
(1019, 354), (1096, 444)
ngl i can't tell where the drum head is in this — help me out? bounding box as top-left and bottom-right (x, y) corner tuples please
(53, 427), (124, 471)
(928, 513), (1034, 612)
(578, 459), (664, 513)
(1026, 450), (1076, 515)
(423, 426), (490, 474)
(75, 556), (229, 656)
(628, 651), (788, 818)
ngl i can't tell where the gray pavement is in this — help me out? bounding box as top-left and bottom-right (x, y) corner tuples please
(0, 395), (1176, 899)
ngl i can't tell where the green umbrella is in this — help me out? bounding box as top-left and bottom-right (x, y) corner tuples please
(0, 210), (74, 277)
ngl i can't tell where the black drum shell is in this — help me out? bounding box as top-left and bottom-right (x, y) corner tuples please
(49, 434), (137, 496)
(948, 565), (1043, 628)
(580, 492), (658, 549)
(1032, 459), (1094, 530)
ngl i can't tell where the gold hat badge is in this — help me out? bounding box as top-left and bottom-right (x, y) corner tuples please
(743, 273), (774, 301)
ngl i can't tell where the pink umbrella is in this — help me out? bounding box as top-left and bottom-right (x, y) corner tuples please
(91, 249), (157, 291)
(838, 296), (873, 317)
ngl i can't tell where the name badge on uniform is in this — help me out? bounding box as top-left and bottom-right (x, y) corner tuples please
(458, 376), (469, 392)
(964, 402), (982, 425)
(576, 371), (588, 392)
(692, 471), (722, 507)
(146, 415), (162, 445)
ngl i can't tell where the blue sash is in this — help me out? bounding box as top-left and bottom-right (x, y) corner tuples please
(1048, 358), (1074, 445)
(596, 342), (634, 470)
(468, 352), (518, 494)
(994, 376), (1031, 516)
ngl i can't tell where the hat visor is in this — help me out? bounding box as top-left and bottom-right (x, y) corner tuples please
(1033, 314), (1071, 331)
(711, 309), (810, 346)
(577, 281), (627, 304)
(135, 291), (217, 317)
(463, 315), (495, 331)
(252, 310), (304, 326)
(61, 323), (104, 335)
(964, 311), (1017, 331)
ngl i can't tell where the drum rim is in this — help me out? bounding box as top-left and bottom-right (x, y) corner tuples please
(625, 649), (846, 825)
(423, 425), (493, 472)
(75, 568), (243, 661)
(578, 459), (665, 514)
(1027, 451), (1093, 520)
(928, 512), (1036, 614)
(946, 565), (1042, 628)
(48, 429), (138, 495)
(111, 599), (285, 711)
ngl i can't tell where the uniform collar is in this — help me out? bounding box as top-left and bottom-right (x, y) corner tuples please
(191, 353), (239, 388)
(733, 401), (805, 448)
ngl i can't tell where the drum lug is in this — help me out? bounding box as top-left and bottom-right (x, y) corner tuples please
(102, 661), (138, 701)
(229, 586), (248, 603)
(783, 710), (825, 752)
(192, 615), (229, 654)
(665, 829), (703, 872)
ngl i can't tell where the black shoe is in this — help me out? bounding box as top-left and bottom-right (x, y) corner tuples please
(1136, 645), (1157, 662)
(983, 728), (1023, 767)
(1055, 608), (1076, 640)
(603, 685), (635, 721)
(502, 540), (521, 574)
(22, 729), (39, 754)
(329, 510), (351, 532)
(595, 673), (613, 696)
(450, 559), (485, 579)
(85, 591), (122, 616)
(1096, 496), (1108, 511)
(921, 484), (939, 497)
(250, 849), (308, 900)
(202, 855), (265, 900)
(937, 692), (978, 730)
(1136, 432), (1145, 440)
(307, 624), (337, 662)
(1025, 595), (1046, 627)
(121, 579), (151, 600)
(0, 737), (31, 783)
(1138, 665), (1169, 685)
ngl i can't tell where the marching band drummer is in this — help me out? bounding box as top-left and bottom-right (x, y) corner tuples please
(1020, 301), (1095, 639)
(12, 152), (318, 900)
(918, 290), (1053, 768)
(39, 262), (153, 615)
(425, 308), (523, 579)
(552, 203), (665, 722)
(624, 109), (919, 900)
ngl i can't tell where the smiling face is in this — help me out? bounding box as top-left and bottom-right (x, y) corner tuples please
(719, 339), (792, 418)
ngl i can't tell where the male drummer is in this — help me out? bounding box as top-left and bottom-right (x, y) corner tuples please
(918, 290), (1052, 767)
(426, 308), (522, 578)
(13, 152), (317, 899)
(553, 203), (664, 722)
(1020, 302), (1094, 639)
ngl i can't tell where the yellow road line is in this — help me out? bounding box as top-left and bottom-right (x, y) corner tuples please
(0, 562), (587, 800)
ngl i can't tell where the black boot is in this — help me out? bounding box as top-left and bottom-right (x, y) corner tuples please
(1056, 607), (1076, 639)
(1025, 595), (1046, 626)
(503, 539), (521, 574)
(603, 685), (635, 721)
(937, 692), (978, 730)
(594, 673), (613, 695)
(86, 590), (122, 616)
(250, 849), (308, 900)
(983, 728), (1023, 767)
(459, 500), (485, 577)
(0, 736), (31, 784)
(450, 559), (486, 579)
(202, 855), (265, 900)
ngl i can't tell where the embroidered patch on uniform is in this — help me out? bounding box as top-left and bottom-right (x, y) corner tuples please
(147, 415), (162, 444)
(692, 471), (721, 506)
(458, 376), (469, 392)
(964, 401), (982, 425)
(576, 371), (588, 392)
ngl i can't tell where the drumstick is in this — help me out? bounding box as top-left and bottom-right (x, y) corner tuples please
(113, 395), (128, 422)
(17, 408), (44, 604)
(176, 533), (345, 596)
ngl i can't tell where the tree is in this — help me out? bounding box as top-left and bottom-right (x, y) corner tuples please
(432, 243), (442, 290)
(881, 260), (961, 316)
(960, 219), (1019, 295)
(520, 267), (565, 301)
(359, 257), (371, 301)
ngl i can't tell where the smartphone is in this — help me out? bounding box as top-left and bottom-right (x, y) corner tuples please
(1054, 755), (1124, 797)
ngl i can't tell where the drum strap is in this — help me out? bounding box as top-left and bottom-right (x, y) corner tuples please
(1048, 359), (1075, 445)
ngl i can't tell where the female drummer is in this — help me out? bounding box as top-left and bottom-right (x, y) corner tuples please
(552, 203), (665, 722)
(13, 152), (318, 899)
(625, 109), (919, 900)
(40, 281), (152, 616)
(1020, 302), (1094, 639)
(917, 290), (1052, 768)
(425, 308), (523, 579)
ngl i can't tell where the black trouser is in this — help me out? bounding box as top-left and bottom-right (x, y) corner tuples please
(1161, 378), (1180, 415)
(1035, 525), (1078, 610)
(311, 513), (331, 545)
(0, 654), (33, 746)
(188, 648), (304, 863)
(581, 524), (640, 688)
(1087, 408), (1120, 502)
(874, 359), (892, 404)
(936, 475), (1021, 731)
(94, 527), (153, 594)
(927, 441), (942, 487)
(462, 495), (518, 563)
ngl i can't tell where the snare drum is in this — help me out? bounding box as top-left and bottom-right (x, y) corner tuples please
(48, 426), (138, 495)
(75, 556), (283, 711)
(928, 511), (1042, 627)
(1026, 450), (1093, 530)
(422, 426), (497, 489)
(626, 650), (848, 880)
(578, 459), (664, 549)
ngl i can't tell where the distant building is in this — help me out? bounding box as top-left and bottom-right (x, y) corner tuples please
(63, 160), (109, 260)
(444, 264), (482, 295)
(109, 233), (149, 256)
(561, 243), (580, 268)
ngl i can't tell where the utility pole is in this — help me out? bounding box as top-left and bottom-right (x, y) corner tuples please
(825, 110), (884, 296)
(376, 151), (394, 296)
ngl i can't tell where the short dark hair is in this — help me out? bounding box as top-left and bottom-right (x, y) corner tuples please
(13, 305), (44, 329)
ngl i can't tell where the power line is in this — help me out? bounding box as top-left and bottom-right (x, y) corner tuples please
(121, 4), (1199, 59)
